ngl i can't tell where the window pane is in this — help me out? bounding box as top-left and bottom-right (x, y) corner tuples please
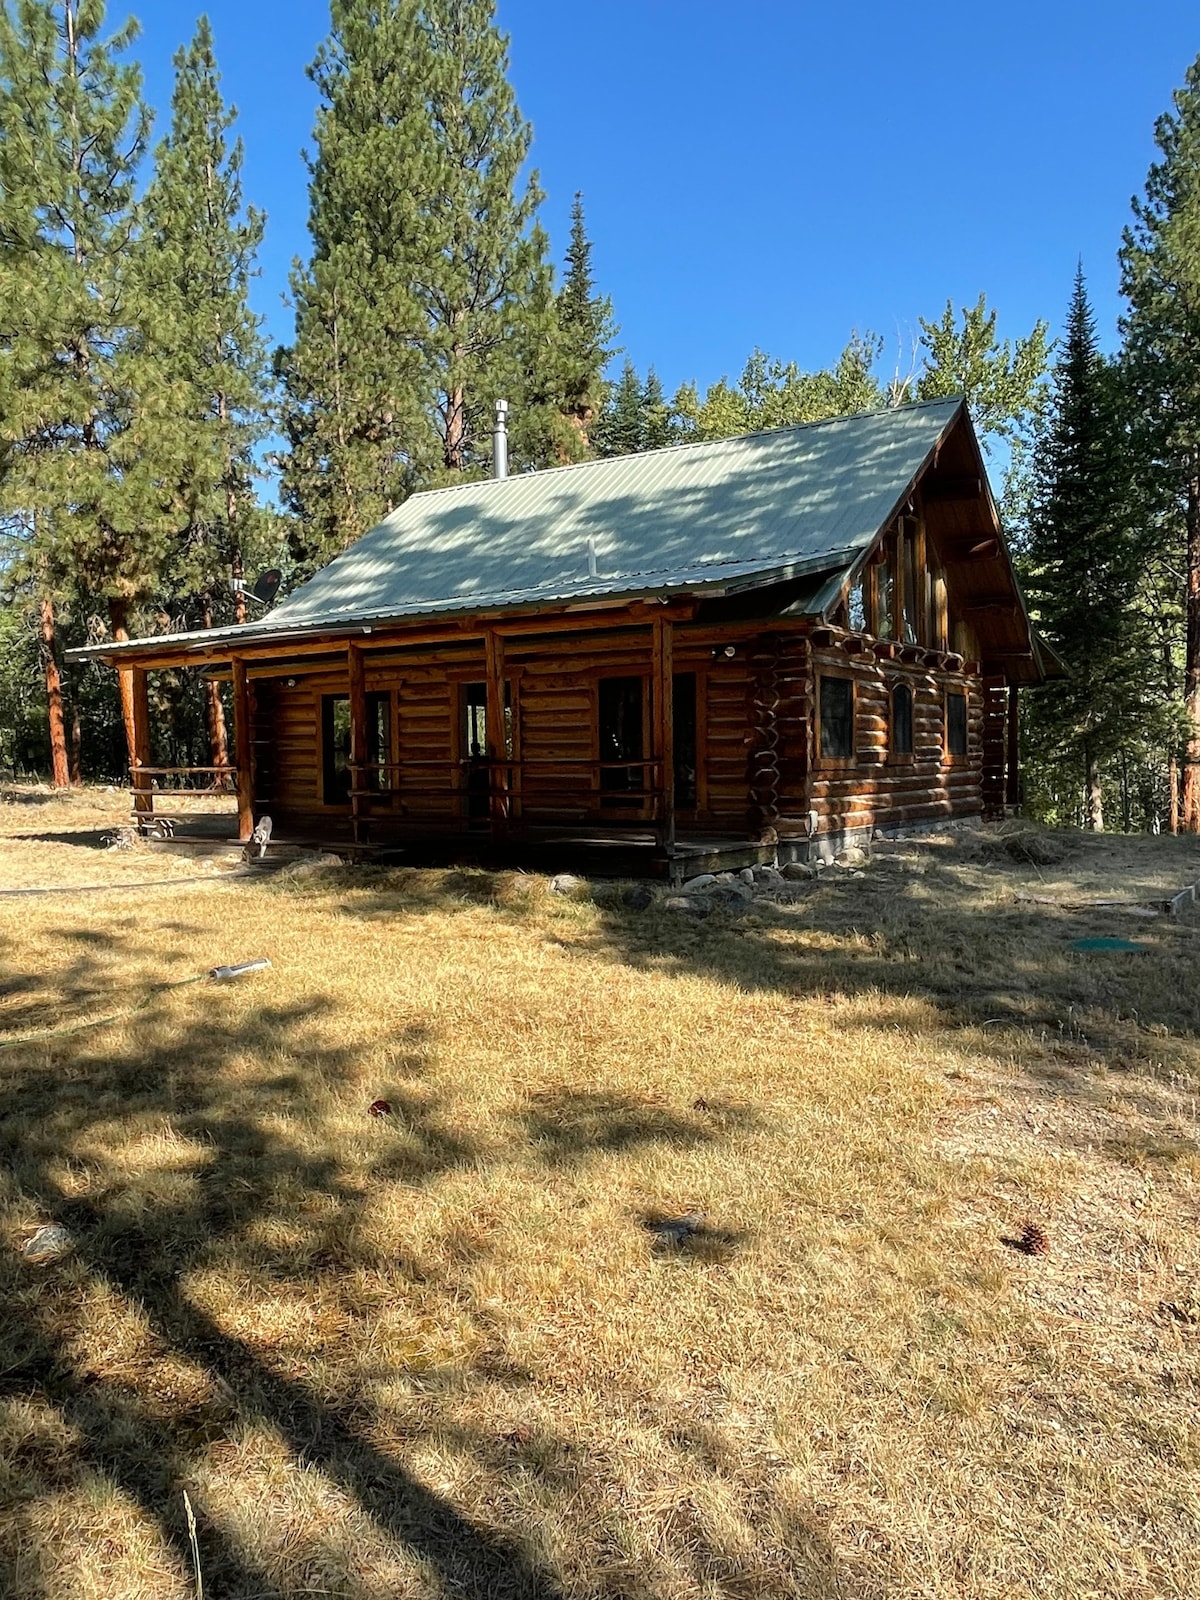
(848, 577), (866, 633)
(820, 676), (854, 759)
(892, 684), (913, 755)
(876, 558), (894, 639)
(673, 672), (697, 808)
(322, 696), (352, 804)
(462, 683), (489, 820)
(947, 692), (968, 756)
(369, 692), (390, 791)
(901, 529), (920, 644)
(599, 676), (644, 798)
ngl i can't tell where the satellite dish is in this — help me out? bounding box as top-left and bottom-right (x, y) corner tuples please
(251, 569), (282, 606)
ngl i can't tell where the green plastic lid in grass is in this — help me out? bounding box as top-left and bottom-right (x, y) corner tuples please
(1070, 936), (1152, 953)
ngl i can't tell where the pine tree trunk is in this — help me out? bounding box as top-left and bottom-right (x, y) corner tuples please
(203, 602), (231, 785)
(39, 596), (70, 789)
(1085, 741), (1103, 832)
(230, 554), (247, 627)
(1169, 752), (1180, 834)
(109, 598), (138, 779)
(445, 383), (466, 471)
(1182, 473), (1200, 832)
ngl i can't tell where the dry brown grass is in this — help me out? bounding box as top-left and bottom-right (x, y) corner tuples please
(0, 790), (1198, 1599)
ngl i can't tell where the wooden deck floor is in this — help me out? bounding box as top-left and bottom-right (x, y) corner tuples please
(143, 815), (777, 883)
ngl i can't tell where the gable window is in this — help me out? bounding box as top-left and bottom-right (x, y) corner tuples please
(891, 683), (914, 756)
(599, 675), (645, 805)
(321, 695), (352, 805)
(818, 675), (855, 762)
(848, 575), (867, 633)
(901, 521), (922, 644)
(946, 691), (968, 758)
(875, 544), (895, 639)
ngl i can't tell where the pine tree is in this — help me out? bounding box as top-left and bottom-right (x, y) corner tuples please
(1119, 53), (1200, 830)
(641, 368), (673, 451)
(595, 359), (644, 456)
(556, 193), (614, 455)
(279, 0), (557, 569)
(0, 0), (168, 773)
(1021, 269), (1147, 830)
(140, 15), (272, 772)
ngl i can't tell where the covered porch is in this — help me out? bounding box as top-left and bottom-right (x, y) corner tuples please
(114, 603), (793, 880)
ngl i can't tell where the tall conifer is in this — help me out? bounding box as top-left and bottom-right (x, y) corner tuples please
(556, 193), (614, 454)
(0, 0), (168, 769)
(140, 15), (271, 770)
(1022, 269), (1145, 830)
(279, 0), (557, 569)
(1119, 53), (1200, 830)
(595, 359), (644, 456)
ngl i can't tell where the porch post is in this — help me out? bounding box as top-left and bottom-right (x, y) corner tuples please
(129, 665), (154, 831)
(653, 613), (675, 855)
(484, 627), (508, 833)
(1006, 684), (1020, 810)
(348, 641), (368, 846)
(231, 656), (254, 842)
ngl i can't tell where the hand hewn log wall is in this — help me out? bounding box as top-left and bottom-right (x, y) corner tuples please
(230, 613), (985, 849)
(805, 641), (983, 840)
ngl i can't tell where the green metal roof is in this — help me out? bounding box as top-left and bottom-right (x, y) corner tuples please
(74, 397), (967, 657)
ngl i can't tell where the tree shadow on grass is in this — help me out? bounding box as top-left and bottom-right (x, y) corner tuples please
(0, 965), (569, 1599)
(519, 1086), (750, 1164)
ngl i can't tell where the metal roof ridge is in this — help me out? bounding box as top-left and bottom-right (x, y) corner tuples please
(392, 394), (967, 509)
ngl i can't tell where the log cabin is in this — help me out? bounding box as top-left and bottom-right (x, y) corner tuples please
(74, 396), (1058, 878)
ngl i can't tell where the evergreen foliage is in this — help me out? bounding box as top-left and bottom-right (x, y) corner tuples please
(640, 369), (673, 452)
(595, 358), (647, 456)
(0, 0), (170, 642)
(1020, 269), (1158, 829)
(140, 15), (274, 629)
(1119, 51), (1200, 830)
(556, 193), (615, 456)
(278, 0), (559, 570)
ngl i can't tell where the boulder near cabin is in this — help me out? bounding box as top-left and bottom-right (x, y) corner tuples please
(78, 397), (1056, 879)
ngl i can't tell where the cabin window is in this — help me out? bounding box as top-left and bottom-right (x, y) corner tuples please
(673, 672), (698, 810)
(368, 691), (391, 791)
(818, 675), (855, 761)
(321, 695), (352, 805)
(891, 683), (914, 756)
(901, 522), (921, 645)
(875, 549), (895, 639)
(946, 691), (968, 758)
(463, 683), (489, 821)
(599, 675), (645, 804)
(848, 575), (867, 633)
(462, 681), (513, 821)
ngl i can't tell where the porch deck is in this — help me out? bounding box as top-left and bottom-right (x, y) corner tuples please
(138, 809), (777, 884)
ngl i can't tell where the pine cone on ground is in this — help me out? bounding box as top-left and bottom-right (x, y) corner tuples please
(1018, 1220), (1050, 1256)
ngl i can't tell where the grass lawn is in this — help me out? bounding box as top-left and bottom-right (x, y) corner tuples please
(1, 789), (1198, 1599)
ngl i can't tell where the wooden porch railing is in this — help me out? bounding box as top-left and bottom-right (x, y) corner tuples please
(127, 765), (239, 831)
(345, 755), (672, 848)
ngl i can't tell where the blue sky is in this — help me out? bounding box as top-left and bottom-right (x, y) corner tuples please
(133, 0), (1199, 396)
